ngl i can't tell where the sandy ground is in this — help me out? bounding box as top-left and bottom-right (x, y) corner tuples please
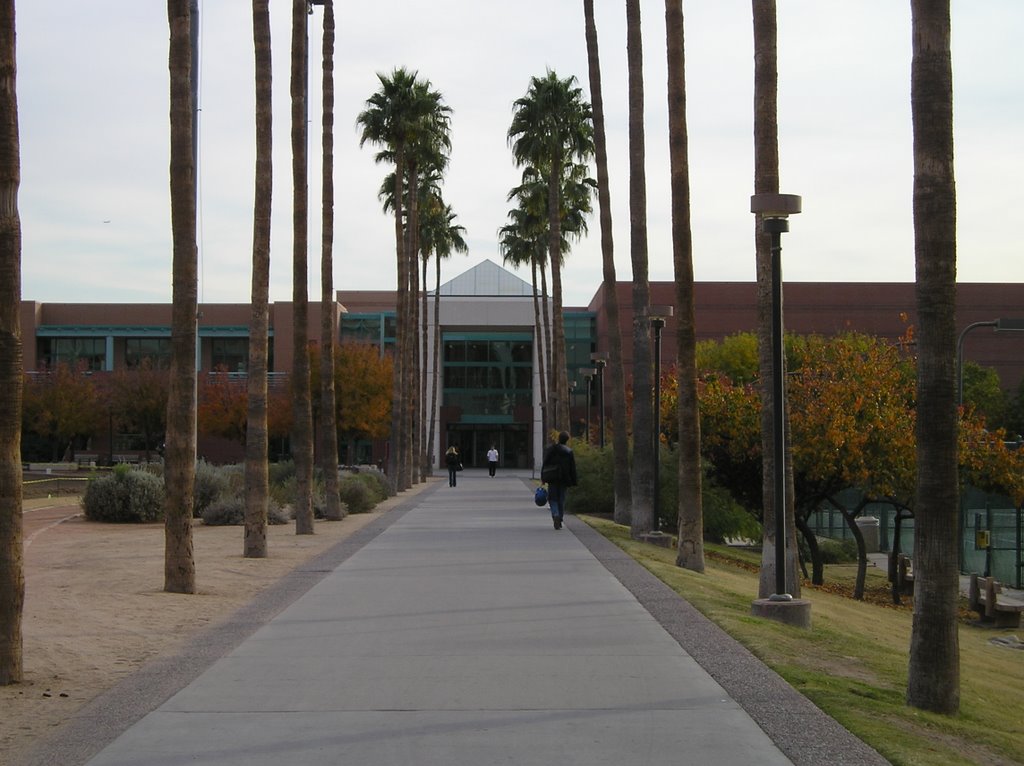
(0, 481), (435, 764)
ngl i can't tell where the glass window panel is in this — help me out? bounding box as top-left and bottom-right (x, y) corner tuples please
(444, 340), (465, 362)
(467, 341), (489, 362)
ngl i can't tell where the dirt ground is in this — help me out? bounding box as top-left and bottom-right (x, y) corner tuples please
(1, 483), (432, 764)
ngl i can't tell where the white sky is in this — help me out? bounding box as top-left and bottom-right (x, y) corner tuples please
(16, 1), (1024, 309)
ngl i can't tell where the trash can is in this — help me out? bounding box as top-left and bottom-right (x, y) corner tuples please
(855, 516), (880, 553)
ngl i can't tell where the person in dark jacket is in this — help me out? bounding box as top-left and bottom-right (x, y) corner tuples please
(540, 431), (578, 529)
(445, 445), (461, 487)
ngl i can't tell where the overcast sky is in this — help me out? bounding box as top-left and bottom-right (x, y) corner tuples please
(16, 1), (1024, 309)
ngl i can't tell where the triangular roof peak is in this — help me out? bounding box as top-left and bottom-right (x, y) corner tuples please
(437, 259), (533, 297)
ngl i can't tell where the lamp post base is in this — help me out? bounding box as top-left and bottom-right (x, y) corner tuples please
(636, 530), (673, 548)
(751, 597), (812, 629)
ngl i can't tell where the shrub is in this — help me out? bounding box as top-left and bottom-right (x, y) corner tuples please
(702, 482), (762, 544)
(194, 460), (230, 518)
(272, 472), (326, 518)
(202, 497), (245, 526)
(568, 441), (615, 516)
(351, 470), (391, 503)
(338, 476), (375, 514)
(82, 466), (165, 523)
(202, 496), (289, 526)
(816, 536), (859, 564)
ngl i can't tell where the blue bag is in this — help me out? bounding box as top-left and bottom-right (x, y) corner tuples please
(534, 486), (549, 506)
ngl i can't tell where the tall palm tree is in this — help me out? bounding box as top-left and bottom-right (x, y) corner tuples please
(583, 0), (632, 525)
(500, 208), (550, 433)
(244, 0), (273, 557)
(508, 70), (594, 434)
(0, 0), (24, 685)
(625, 0), (656, 537)
(665, 0), (704, 572)
(317, 0), (342, 521)
(358, 69), (450, 490)
(377, 150), (451, 482)
(416, 171), (445, 477)
(164, 0), (198, 593)
(503, 180), (552, 431)
(421, 198), (467, 471)
(906, 0), (959, 715)
(752, 0), (801, 598)
(290, 0), (314, 534)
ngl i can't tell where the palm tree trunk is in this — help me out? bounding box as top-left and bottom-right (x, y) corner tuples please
(164, 0), (198, 593)
(426, 256), (441, 471)
(665, 0), (704, 571)
(244, 0), (272, 557)
(626, 0), (655, 537)
(547, 164), (570, 434)
(907, 0), (959, 715)
(0, 0), (24, 685)
(583, 0), (632, 524)
(752, 0), (801, 598)
(420, 254), (430, 476)
(388, 147), (408, 490)
(318, 0), (342, 520)
(290, 0), (314, 534)
(537, 258), (552, 438)
(406, 170), (420, 485)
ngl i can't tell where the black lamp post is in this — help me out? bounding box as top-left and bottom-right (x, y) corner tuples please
(650, 305), (673, 534)
(590, 352), (608, 448)
(751, 193), (801, 601)
(580, 368), (597, 445)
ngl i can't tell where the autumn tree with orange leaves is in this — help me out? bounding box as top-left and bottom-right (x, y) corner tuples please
(311, 342), (392, 463)
(692, 331), (1024, 598)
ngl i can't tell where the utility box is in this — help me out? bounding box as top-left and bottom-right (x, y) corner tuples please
(975, 529), (991, 550)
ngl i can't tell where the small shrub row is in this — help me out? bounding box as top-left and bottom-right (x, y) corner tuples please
(82, 459), (387, 527)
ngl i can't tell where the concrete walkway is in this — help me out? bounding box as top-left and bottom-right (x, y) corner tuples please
(27, 471), (888, 766)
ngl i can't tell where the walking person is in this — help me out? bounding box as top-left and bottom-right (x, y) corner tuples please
(540, 431), (578, 530)
(486, 445), (499, 477)
(445, 445), (461, 487)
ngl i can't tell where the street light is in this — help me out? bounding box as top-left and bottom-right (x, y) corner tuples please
(590, 352), (608, 448)
(751, 192), (801, 601)
(957, 318), (1024, 408)
(650, 305), (673, 534)
(580, 368), (597, 444)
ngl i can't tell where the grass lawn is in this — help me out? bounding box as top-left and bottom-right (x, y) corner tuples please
(581, 516), (1024, 766)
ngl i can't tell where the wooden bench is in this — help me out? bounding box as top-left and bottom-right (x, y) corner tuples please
(969, 574), (1024, 628)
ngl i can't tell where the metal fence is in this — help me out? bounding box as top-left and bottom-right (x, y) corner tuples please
(806, 487), (1023, 589)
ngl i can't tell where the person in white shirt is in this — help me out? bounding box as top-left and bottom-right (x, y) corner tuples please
(486, 445), (499, 477)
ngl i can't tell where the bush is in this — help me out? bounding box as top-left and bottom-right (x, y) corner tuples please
(194, 460), (230, 518)
(202, 496), (289, 526)
(82, 465), (165, 523)
(271, 472), (326, 518)
(338, 476), (375, 514)
(350, 470), (391, 503)
(815, 536), (859, 564)
(568, 441), (615, 516)
(702, 482), (762, 544)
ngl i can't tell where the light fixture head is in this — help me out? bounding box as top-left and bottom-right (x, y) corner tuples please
(649, 304), (674, 320)
(750, 193), (802, 219)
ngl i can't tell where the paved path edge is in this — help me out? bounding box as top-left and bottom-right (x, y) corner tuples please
(565, 513), (891, 766)
(15, 484), (437, 766)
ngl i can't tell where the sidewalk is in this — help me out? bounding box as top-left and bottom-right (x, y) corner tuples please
(25, 472), (887, 766)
